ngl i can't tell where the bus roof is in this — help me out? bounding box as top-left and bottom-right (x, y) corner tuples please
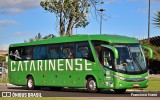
(9, 34), (139, 47)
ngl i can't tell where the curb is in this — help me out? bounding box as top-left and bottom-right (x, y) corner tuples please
(3, 83), (22, 87)
(127, 90), (160, 92)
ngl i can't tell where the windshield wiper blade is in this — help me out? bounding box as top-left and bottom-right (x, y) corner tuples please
(133, 58), (143, 72)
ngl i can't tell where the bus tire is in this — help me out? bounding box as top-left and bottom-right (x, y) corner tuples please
(86, 77), (98, 93)
(114, 89), (126, 94)
(26, 76), (35, 90)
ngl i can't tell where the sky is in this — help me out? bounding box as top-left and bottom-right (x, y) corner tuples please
(0, 0), (159, 50)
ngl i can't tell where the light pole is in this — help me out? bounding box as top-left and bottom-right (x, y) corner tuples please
(98, 9), (105, 35)
(148, 0), (150, 43)
(75, 26), (78, 35)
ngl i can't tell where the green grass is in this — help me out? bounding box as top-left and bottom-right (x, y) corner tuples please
(0, 56), (5, 62)
(0, 76), (8, 83)
(144, 78), (160, 91)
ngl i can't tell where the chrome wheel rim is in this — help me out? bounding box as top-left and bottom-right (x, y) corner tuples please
(28, 79), (33, 88)
(89, 80), (96, 90)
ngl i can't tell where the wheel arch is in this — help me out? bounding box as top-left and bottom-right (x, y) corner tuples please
(26, 74), (36, 85)
(85, 74), (100, 88)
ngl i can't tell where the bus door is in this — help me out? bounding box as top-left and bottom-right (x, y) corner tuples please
(101, 45), (119, 88)
(102, 48), (114, 88)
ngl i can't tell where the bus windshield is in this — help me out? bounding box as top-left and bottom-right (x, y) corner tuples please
(115, 44), (146, 74)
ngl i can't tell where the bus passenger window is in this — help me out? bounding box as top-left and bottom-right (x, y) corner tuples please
(47, 45), (60, 59)
(94, 45), (102, 63)
(67, 48), (73, 58)
(62, 48), (73, 58)
(9, 48), (22, 61)
(62, 48), (67, 58)
(76, 42), (94, 62)
(10, 51), (14, 56)
(14, 50), (22, 60)
(104, 51), (112, 68)
(26, 50), (31, 60)
(49, 48), (59, 59)
(33, 46), (46, 60)
(77, 47), (89, 58)
(61, 43), (75, 59)
(21, 47), (33, 60)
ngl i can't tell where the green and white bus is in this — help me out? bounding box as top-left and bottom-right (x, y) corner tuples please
(8, 34), (153, 93)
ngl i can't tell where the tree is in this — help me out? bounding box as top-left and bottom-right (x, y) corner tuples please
(40, 0), (102, 36)
(43, 34), (56, 39)
(153, 11), (160, 28)
(35, 33), (42, 41)
(28, 38), (34, 42)
(25, 33), (56, 42)
(26, 33), (42, 42)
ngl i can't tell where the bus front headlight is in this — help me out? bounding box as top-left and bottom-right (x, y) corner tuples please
(145, 76), (149, 79)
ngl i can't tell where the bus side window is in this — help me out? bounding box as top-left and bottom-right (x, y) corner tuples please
(9, 50), (14, 60)
(77, 46), (88, 58)
(61, 43), (75, 59)
(33, 47), (40, 59)
(14, 50), (21, 60)
(47, 45), (60, 59)
(76, 42), (94, 62)
(62, 48), (73, 58)
(62, 48), (67, 58)
(67, 48), (73, 58)
(104, 51), (112, 68)
(94, 45), (102, 64)
(103, 49), (114, 69)
(21, 47), (33, 60)
(33, 46), (46, 60)
(9, 48), (22, 61)
(51, 49), (59, 59)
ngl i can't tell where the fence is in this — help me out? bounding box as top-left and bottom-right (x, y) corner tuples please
(0, 62), (8, 82)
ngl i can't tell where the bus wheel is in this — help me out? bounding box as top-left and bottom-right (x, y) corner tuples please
(26, 76), (35, 90)
(86, 77), (98, 93)
(114, 89), (126, 94)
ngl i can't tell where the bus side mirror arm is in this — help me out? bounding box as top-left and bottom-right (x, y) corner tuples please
(142, 45), (153, 59)
(101, 45), (119, 59)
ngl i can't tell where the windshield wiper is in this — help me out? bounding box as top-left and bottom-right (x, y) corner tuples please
(133, 58), (143, 72)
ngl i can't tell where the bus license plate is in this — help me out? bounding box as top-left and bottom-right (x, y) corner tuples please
(133, 84), (139, 87)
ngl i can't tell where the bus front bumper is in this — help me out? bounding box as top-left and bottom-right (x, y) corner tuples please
(113, 78), (148, 89)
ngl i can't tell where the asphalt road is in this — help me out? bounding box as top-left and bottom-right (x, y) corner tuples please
(0, 83), (160, 98)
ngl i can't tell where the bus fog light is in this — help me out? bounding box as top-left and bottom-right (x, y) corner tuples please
(110, 83), (113, 87)
(105, 82), (109, 85)
(145, 76), (149, 79)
